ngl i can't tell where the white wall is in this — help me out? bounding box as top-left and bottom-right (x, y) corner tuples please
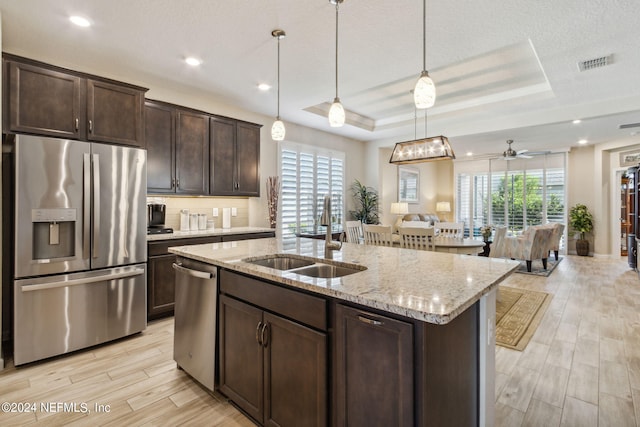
(373, 145), (454, 226)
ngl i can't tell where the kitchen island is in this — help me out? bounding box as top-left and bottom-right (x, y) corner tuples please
(169, 237), (519, 427)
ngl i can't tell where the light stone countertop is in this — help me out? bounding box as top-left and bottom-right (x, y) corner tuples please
(147, 226), (274, 241)
(169, 237), (520, 325)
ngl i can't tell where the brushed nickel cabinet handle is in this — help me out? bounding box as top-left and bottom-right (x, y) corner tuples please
(358, 315), (383, 326)
(260, 323), (269, 347)
(75, 118), (79, 131)
(256, 321), (263, 345)
(89, 120), (93, 133)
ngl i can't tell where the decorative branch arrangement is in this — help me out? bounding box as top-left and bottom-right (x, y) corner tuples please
(266, 176), (280, 228)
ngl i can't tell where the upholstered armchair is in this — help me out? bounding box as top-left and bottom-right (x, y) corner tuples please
(500, 226), (555, 272)
(489, 226), (508, 258)
(545, 223), (565, 261)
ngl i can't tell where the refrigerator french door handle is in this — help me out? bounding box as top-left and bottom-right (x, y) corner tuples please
(19, 268), (145, 292)
(92, 153), (100, 258)
(83, 153), (91, 259)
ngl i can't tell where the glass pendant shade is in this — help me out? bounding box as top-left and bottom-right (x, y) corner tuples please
(414, 71), (436, 109)
(271, 118), (285, 141)
(328, 98), (345, 127)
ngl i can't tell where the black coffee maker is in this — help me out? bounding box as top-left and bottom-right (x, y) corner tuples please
(147, 204), (173, 234)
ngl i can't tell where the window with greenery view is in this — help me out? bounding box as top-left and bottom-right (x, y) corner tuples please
(456, 154), (566, 239)
(279, 142), (345, 240)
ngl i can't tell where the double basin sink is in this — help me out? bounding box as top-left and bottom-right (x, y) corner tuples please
(243, 254), (366, 278)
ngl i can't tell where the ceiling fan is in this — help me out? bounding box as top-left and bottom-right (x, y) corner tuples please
(502, 139), (532, 160)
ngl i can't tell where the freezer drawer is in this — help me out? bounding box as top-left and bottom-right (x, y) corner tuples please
(13, 264), (147, 366)
(173, 257), (218, 392)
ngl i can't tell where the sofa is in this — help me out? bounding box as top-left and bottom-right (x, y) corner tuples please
(392, 213), (440, 233)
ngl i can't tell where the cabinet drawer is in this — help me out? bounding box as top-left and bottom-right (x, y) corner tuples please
(148, 236), (222, 256)
(220, 270), (327, 331)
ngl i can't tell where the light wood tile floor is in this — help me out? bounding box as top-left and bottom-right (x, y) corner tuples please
(496, 254), (640, 427)
(0, 255), (638, 426)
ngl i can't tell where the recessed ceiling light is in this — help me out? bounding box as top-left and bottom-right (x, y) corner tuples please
(466, 151), (473, 156)
(69, 16), (91, 27)
(572, 119), (582, 124)
(185, 57), (202, 66)
(578, 139), (588, 144)
(257, 83), (271, 91)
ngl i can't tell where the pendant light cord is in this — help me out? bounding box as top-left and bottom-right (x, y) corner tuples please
(422, 0), (426, 72)
(335, 2), (339, 99)
(277, 35), (281, 118)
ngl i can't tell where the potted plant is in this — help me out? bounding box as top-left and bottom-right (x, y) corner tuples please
(349, 180), (380, 224)
(569, 203), (594, 256)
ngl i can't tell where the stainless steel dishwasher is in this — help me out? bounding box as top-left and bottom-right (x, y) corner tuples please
(172, 256), (218, 391)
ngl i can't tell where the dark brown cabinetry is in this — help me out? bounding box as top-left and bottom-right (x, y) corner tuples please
(145, 100), (209, 194)
(145, 101), (175, 193)
(146, 232), (274, 319)
(210, 117), (261, 197)
(176, 110), (210, 194)
(86, 79), (144, 146)
(146, 100), (260, 196)
(3, 55), (146, 147)
(334, 304), (414, 427)
(219, 271), (327, 427)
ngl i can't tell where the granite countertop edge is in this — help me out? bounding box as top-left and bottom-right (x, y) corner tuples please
(147, 226), (274, 241)
(169, 238), (520, 325)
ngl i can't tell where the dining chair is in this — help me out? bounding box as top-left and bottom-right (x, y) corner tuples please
(362, 224), (393, 246)
(345, 221), (363, 244)
(435, 222), (464, 238)
(398, 226), (435, 251)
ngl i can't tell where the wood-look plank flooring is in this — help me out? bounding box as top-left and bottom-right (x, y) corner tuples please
(0, 255), (638, 426)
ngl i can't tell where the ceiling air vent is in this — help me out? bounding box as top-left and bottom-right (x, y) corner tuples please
(620, 123), (640, 130)
(578, 55), (612, 72)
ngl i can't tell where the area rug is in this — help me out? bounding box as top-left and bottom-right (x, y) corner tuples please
(514, 257), (562, 277)
(496, 286), (552, 351)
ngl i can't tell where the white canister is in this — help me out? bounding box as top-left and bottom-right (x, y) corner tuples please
(198, 214), (207, 230)
(190, 214), (199, 231)
(180, 209), (190, 231)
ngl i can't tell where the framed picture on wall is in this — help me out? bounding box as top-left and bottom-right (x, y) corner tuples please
(398, 166), (419, 203)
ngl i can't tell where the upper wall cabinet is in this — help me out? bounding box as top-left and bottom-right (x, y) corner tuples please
(210, 117), (261, 197)
(3, 54), (147, 147)
(145, 100), (210, 195)
(145, 100), (175, 193)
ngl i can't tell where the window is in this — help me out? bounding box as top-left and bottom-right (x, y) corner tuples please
(455, 154), (566, 246)
(279, 142), (345, 239)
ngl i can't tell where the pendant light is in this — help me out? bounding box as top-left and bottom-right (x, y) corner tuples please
(413, 0), (436, 109)
(328, 0), (346, 127)
(271, 29), (286, 141)
(390, 92), (454, 164)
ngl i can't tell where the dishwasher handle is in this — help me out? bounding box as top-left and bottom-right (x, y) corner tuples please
(172, 262), (215, 280)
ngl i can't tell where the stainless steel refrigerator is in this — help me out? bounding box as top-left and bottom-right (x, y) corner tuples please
(12, 134), (147, 365)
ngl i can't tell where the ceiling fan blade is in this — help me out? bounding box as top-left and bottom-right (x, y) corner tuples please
(518, 154), (533, 159)
(516, 149), (529, 154)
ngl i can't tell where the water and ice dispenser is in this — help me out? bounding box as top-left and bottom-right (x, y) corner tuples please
(31, 208), (77, 261)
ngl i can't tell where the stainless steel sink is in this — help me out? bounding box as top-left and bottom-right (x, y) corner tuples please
(292, 264), (365, 278)
(244, 256), (314, 271)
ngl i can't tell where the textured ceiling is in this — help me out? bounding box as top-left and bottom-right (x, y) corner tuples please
(1, 0), (639, 157)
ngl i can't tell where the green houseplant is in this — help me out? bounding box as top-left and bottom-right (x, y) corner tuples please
(349, 180), (380, 224)
(569, 203), (594, 256)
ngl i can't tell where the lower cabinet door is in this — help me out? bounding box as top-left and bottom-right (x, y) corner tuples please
(219, 295), (264, 423)
(335, 304), (414, 427)
(147, 254), (177, 318)
(263, 312), (327, 427)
